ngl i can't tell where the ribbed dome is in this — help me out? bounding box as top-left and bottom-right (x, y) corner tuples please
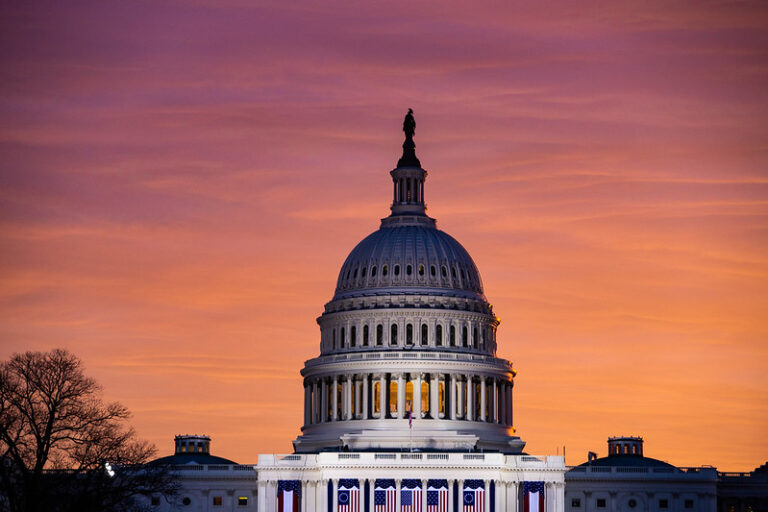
(333, 224), (485, 300)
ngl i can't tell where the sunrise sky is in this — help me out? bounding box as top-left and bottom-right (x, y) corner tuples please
(1, 1), (767, 470)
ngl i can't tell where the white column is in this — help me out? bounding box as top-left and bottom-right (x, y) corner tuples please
(457, 377), (464, 419)
(397, 373), (405, 419)
(449, 374), (457, 420)
(332, 376), (339, 421)
(507, 482), (518, 512)
(379, 373), (387, 419)
(467, 378), (474, 421)
(496, 481), (505, 512)
(429, 373), (438, 418)
(421, 479), (427, 510)
(368, 479), (375, 512)
(355, 377), (362, 419)
(267, 481), (277, 512)
(317, 480), (326, 512)
(332, 479), (338, 512)
(321, 379), (328, 422)
(300, 481), (308, 512)
(492, 378), (498, 423)
(480, 377), (487, 421)
(484, 480), (490, 512)
(395, 479), (401, 511)
(257, 481), (267, 512)
(362, 374), (369, 419)
(413, 373), (422, 419)
(357, 480), (364, 511)
(346, 376), (354, 420)
(556, 482), (565, 512)
(448, 480), (455, 511)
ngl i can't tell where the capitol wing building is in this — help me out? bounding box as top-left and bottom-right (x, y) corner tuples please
(254, 111), (566, 511)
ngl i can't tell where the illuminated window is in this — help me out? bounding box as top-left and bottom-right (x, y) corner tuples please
(438, 381), (445, 415)
(436, 325), (443, 346)
(213, 496), (223, 506)
(406, 324), (413, 344)
(389, 381), (398, 413)
(351, 326), (356, 347)
(391, 324), (398, 345)
(418, 265), (424, 276)
(374, 382), (381, 413)
(238, 496), (248, 506)
(376, 325), (383, 345)
(421, 381), (430, 413)
(197, 444), (202, 453)
(363, 325), (369, 346)
(405, 381), (413, 411)
(421, 324), (428, 345)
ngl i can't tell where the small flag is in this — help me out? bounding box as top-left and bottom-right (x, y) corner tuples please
(338, 485), (359, 512)
(462, 482), (484, 512)
(401, 484), (422, 512)
(374, 483), (396, 512)
(278, 481), (300, 512)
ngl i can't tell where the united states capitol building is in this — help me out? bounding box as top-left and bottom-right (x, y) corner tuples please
(143, 113), (767, 512)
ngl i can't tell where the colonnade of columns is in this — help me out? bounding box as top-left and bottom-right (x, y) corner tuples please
(303, 372), (514, 428)
(257, 478), (566, 512)
(394, 176), (424, 204)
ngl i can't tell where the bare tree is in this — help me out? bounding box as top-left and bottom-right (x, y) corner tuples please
(0, 349), (176, 512)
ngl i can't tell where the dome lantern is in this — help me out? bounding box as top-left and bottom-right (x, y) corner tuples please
(389, 109), (428, 218)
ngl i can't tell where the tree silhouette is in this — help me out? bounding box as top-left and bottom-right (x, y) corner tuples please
(0, 349), (176, 512)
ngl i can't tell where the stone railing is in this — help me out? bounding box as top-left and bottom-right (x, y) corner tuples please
(170, 464), (257, 473)
(304, 351), (513, 370)
(257, 453), (563, 468)
(566, 465), (717, 479)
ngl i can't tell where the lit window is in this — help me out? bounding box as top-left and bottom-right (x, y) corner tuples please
(213, 496), (223, 506)
(374, 382), (381, 413)
(389, 381), (398, 413)
(421, 381), (429, 412)
(238, 496), (248, 506)
(418, 265), (424, 276)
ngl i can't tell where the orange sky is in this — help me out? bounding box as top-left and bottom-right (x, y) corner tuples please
(1, 1), (767, 471)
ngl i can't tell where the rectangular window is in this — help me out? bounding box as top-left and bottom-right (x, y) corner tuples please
(571, 498), (581, 508)
(659, 499), (669, 509)
(597, 498), (606, 508)
(213, 496), (223, 506)
(684, 500), (694, 509)
(238, 496), (248, 506)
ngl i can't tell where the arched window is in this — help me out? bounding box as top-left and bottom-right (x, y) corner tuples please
(394, 265), (400, 276)
(462, 326), (468, 347)
(382, 265), (388, 277)
(441, 266), (447, 278)
(332, 328), (336, 349)
(371, 266), (377, 277)
(406, 264), (412, 276)
(451, 267), (457, 278)
(376, 324), (383, 345)
(390, 324), (398, 345)
(353, 268), (358, 278)
(421, 381), (430, 414)
(439, 380), (445, 416)
(374, 382), (381, 413)
(421, 324), (428, 345)
(418, 264), (424, 276)
(472, 328), (478, 348)
(406, 324), (413, 345)
(363, 325), (369, 346)
(436, 325), (443, 346)
(430, 265), (436, 277)
(351, 326), (357, 347)
(361, 267), (367, 278)
(341, 327), (346, 348)
(450, 325), (456, 346)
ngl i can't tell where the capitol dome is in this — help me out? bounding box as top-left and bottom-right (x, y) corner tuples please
(294, 110), (522, 454)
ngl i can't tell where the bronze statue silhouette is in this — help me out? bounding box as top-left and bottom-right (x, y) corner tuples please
(403, 108), (416, 139)
(397, 108), (421, 168)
